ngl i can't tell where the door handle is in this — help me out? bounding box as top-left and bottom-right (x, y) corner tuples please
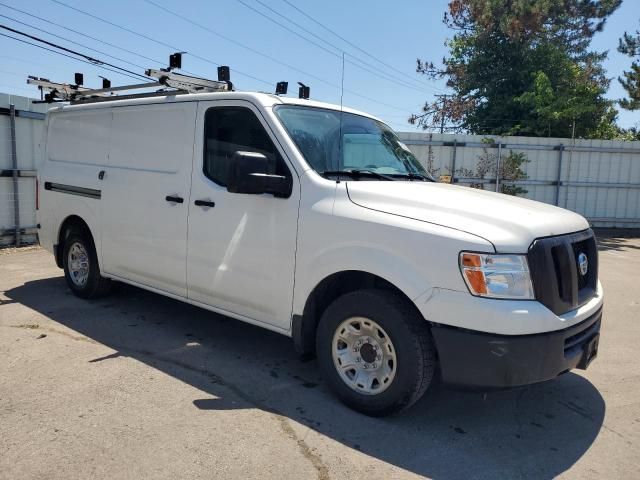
(194, 199), (215, 208)
(165, 195), (184, 204)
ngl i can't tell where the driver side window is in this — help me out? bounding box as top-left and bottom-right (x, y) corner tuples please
(203, 107), (289, 186)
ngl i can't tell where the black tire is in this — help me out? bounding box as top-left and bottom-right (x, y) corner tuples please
(316, 289), (436, 416)
(62, 230), (111, 299)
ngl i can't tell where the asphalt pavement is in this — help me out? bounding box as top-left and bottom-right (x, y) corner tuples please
(1, 236), (639, 479)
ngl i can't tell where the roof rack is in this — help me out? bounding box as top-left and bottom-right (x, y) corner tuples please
(27, 52), (311, 104)
(26, 53), (233, 105)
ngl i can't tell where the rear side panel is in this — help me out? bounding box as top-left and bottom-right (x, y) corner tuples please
(39, 109), (111, 260)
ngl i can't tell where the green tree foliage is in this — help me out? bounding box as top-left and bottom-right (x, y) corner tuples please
(618, 22), (640, 110)
(410, 0), (622, 138)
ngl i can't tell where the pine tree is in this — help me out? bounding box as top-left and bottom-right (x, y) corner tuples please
(618, 23), (640, 110)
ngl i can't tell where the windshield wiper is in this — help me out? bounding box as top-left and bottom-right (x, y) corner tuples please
(391, 172), (434, 182)
(321, 169), (394, 181)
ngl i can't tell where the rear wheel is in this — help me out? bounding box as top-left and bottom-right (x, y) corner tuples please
(316, 289), (436, 416)
(62, 231), (111, 298)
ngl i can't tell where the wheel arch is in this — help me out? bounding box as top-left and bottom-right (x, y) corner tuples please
(55, 215), (96, 268)
(292, 270), (425, 355)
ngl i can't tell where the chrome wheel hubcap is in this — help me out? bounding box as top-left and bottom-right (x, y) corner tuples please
(68, 242), (89, 287)
(332, 317), (397, 395)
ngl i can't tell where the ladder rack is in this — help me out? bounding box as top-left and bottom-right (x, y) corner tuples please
(26, 53), (232, 104)
(26, 52), (309, 104)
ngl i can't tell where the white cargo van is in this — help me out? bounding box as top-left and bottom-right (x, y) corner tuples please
(37, 89), (602, 416)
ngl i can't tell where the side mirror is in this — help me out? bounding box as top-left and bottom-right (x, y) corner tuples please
(227, 151), (292, 197)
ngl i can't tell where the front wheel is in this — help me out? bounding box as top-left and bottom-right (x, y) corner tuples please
(316, 289), (436, 416)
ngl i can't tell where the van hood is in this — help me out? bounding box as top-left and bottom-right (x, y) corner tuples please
(346, 181), (589, 252)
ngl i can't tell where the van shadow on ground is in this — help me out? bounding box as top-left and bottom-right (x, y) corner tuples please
(7, 277), (605, 479)
(595, 228), (640, 252)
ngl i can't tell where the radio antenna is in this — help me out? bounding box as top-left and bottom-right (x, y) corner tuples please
(338, 51), (345, 168)
(340, 52), (345, 111)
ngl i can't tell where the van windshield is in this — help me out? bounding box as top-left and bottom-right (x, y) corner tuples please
(273, 105), (433, 181)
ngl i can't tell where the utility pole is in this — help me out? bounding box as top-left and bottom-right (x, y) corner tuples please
(564, 117), (576, 208)
(9, 104), (20, 246)
(434, 94), (449, 134)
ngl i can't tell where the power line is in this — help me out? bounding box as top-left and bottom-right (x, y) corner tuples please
(255, 0), (436, 93)
(50, 0), (180, 51)
(0, 1), (230, 83)
(0, 14), (149, 73)
(142, 0), (416, 113)
(253, 0), (343, 56)
(41, 0), (419, 114)
(0, 24), (150, 80)
(235, 0), (437, 94)
(281, 0), (439, 91)
(234, 0), (344, 58)
(49, 0), (273, 87)
(144, 0), (340, 85)
(0, 2), (163, 66)
(0, 54), (55, 69)
(287, 6), (442, 95)
(0, 69), (25, 77)
(235, 0), (339, 57)
(249, 0), (432, 93)
(0, 83), (37, 94)
(0, 32), (146, 82)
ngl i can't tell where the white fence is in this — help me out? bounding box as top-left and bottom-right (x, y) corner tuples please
(0, 94), (47, 246)
(398, 132), (640, 228)
(1, 93), (639, 247)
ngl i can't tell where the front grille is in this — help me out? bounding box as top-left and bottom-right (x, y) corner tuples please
(527, 229), (598, 315)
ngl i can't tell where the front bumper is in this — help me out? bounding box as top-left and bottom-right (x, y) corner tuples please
(431, 306), (602, 389)
(415, 281), (603, 336)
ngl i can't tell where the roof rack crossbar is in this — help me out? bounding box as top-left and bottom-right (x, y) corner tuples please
(70, 89), (190, 105)
(77, 81), (162, 95)
(146, 69), (229, 93)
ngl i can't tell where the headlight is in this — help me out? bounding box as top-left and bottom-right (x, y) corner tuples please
(459, 252), (534, 299)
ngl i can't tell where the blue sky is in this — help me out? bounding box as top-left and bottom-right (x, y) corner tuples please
(1, 0), (638, 131)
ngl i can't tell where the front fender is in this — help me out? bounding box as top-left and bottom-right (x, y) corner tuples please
(292, 243), (432, 317)
(292, 179), (495, 324)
